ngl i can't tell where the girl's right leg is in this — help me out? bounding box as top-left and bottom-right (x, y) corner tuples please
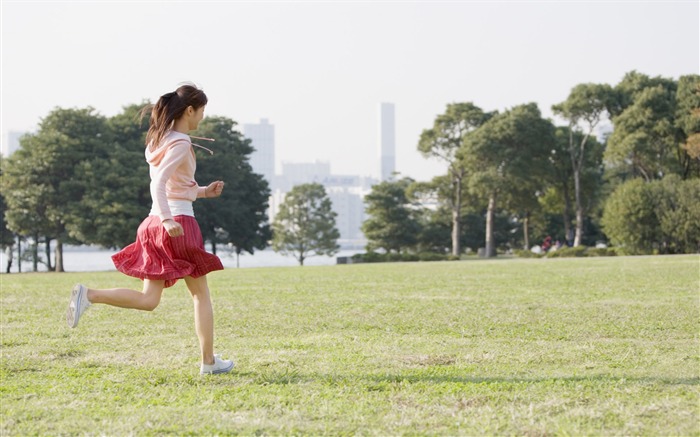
(86, 279), (165, 311)
(184, 275), (234, 374)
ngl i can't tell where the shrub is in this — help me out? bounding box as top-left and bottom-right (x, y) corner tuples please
(351, 251), (458, 263)
(586, 247), (617, 257)
(513, 249), (543, 258)
(546, 246), (587, 258)
(601, 176), (700, 254)
(418, 252), (447, 262)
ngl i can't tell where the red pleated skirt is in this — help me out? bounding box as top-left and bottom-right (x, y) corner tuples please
(112, 215), (223, 288)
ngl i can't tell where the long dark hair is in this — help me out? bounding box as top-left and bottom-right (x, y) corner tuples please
(140, 83), (208, 150)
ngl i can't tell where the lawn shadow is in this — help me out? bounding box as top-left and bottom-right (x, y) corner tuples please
(364, 373), (700, 386)
(228, 368), (699, 387)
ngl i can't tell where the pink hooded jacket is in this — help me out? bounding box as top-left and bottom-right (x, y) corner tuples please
(146, 131), (207, 222)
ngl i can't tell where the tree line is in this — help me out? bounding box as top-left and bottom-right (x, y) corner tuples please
(362, 71), (700, 257)
(1, 104), (271, 272)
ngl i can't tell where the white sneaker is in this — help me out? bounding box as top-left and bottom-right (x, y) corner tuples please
(200, 354), (235, 375)
(66, 283), (91, 328)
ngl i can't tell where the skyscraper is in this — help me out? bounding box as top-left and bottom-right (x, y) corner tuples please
(379, 103), (396, 181)
(243, 118), (275, 184)
(2, 131), (24, 157)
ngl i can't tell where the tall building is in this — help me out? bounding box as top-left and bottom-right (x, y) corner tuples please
(243, 119), (275, 185)
(379, 102), (396, 181)
(2, 131), (25, 157)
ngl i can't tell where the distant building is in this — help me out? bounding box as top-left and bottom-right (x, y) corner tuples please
(379, 102), (396, 181)
(326, 186), (367, 247)
(243, 119), (275, 185)
(276, 160), (331, 191)
(247, 104), (395, 249)
(267, 160), (377, 249)
(2, 131), (25, 157)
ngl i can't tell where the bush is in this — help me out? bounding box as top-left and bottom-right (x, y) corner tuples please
(352, 252), (382, 263)
(586, 247), (618, 257)
(546, 246), (588, 258)
(515, 246), (619, 258)
(513, 249), (543, 258)
(601, 176), (700, 254)
(351, 251), (458, 263)
(418, 252), (448, 262)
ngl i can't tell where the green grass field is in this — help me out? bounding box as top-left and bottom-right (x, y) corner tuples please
(1, 255), (698, 435)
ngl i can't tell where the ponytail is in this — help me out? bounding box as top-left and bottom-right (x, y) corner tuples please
(140, 83), (208, 150)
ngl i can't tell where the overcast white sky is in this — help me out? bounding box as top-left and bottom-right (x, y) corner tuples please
(2, 1), (698, 181)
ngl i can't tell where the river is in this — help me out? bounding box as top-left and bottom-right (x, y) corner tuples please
(0, 246), (363, 273)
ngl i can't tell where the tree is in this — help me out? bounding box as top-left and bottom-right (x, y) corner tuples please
(606, 72), (680, 181)
(192, 116), (271, 256)
(542, 126), (605, 246)
(675, 75), (700, 173)
(418, 103), (493, 256)
(362, 177), (421, 254)
(462, 103), (555, 257)
(0, 158), (16, 273)
(272, 183), (339, 266)
(552, 83), (613, 246)
(68, 103), (152, 248)
(408, 175), (484, 253)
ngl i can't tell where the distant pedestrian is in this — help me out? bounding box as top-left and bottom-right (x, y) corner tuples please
(66, 83), (234, 375)
(542, 235), (552, 252)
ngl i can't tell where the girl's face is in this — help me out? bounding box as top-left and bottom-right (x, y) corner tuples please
(188, 105), (206, 130)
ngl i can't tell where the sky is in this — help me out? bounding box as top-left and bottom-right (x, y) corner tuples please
(2, 0), (698, 182)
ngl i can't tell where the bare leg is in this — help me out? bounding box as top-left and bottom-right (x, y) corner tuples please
(184, 275), (214, 365)
(87, 279), (165, 311)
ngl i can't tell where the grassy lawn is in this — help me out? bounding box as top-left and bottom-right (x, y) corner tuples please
(1, 255), (698, 435)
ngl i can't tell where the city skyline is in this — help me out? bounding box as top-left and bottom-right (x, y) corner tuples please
(2, 1), (698, 182)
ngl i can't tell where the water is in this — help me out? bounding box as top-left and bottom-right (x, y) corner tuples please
(0, 246), (363, 273)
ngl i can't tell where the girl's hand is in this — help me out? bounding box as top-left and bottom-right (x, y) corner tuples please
(205, 181), (225, 198)
(163, 219), (184, 237)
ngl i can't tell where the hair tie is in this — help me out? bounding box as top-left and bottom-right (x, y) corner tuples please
(160, 91), (178, 102)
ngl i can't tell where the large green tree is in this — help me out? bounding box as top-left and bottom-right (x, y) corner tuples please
(1, 107), (108, 271)
(191, 116), (271, 256)
(69, 103), (152, 248)
(408, 175), (484, 253)
(542, 126), (605, 246)
(462, 103), (555, 257)
(606, 72), (681, 181)
(552, 83), (613, 246)
(362, 177), (421, 254)
(418, 103), (493, 256)
(272, 183), (339, 266)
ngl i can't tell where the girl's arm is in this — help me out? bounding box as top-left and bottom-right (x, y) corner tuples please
(199, 181), (225, 199)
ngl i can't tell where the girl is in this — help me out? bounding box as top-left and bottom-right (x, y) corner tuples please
(66, 83), (234, 375)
